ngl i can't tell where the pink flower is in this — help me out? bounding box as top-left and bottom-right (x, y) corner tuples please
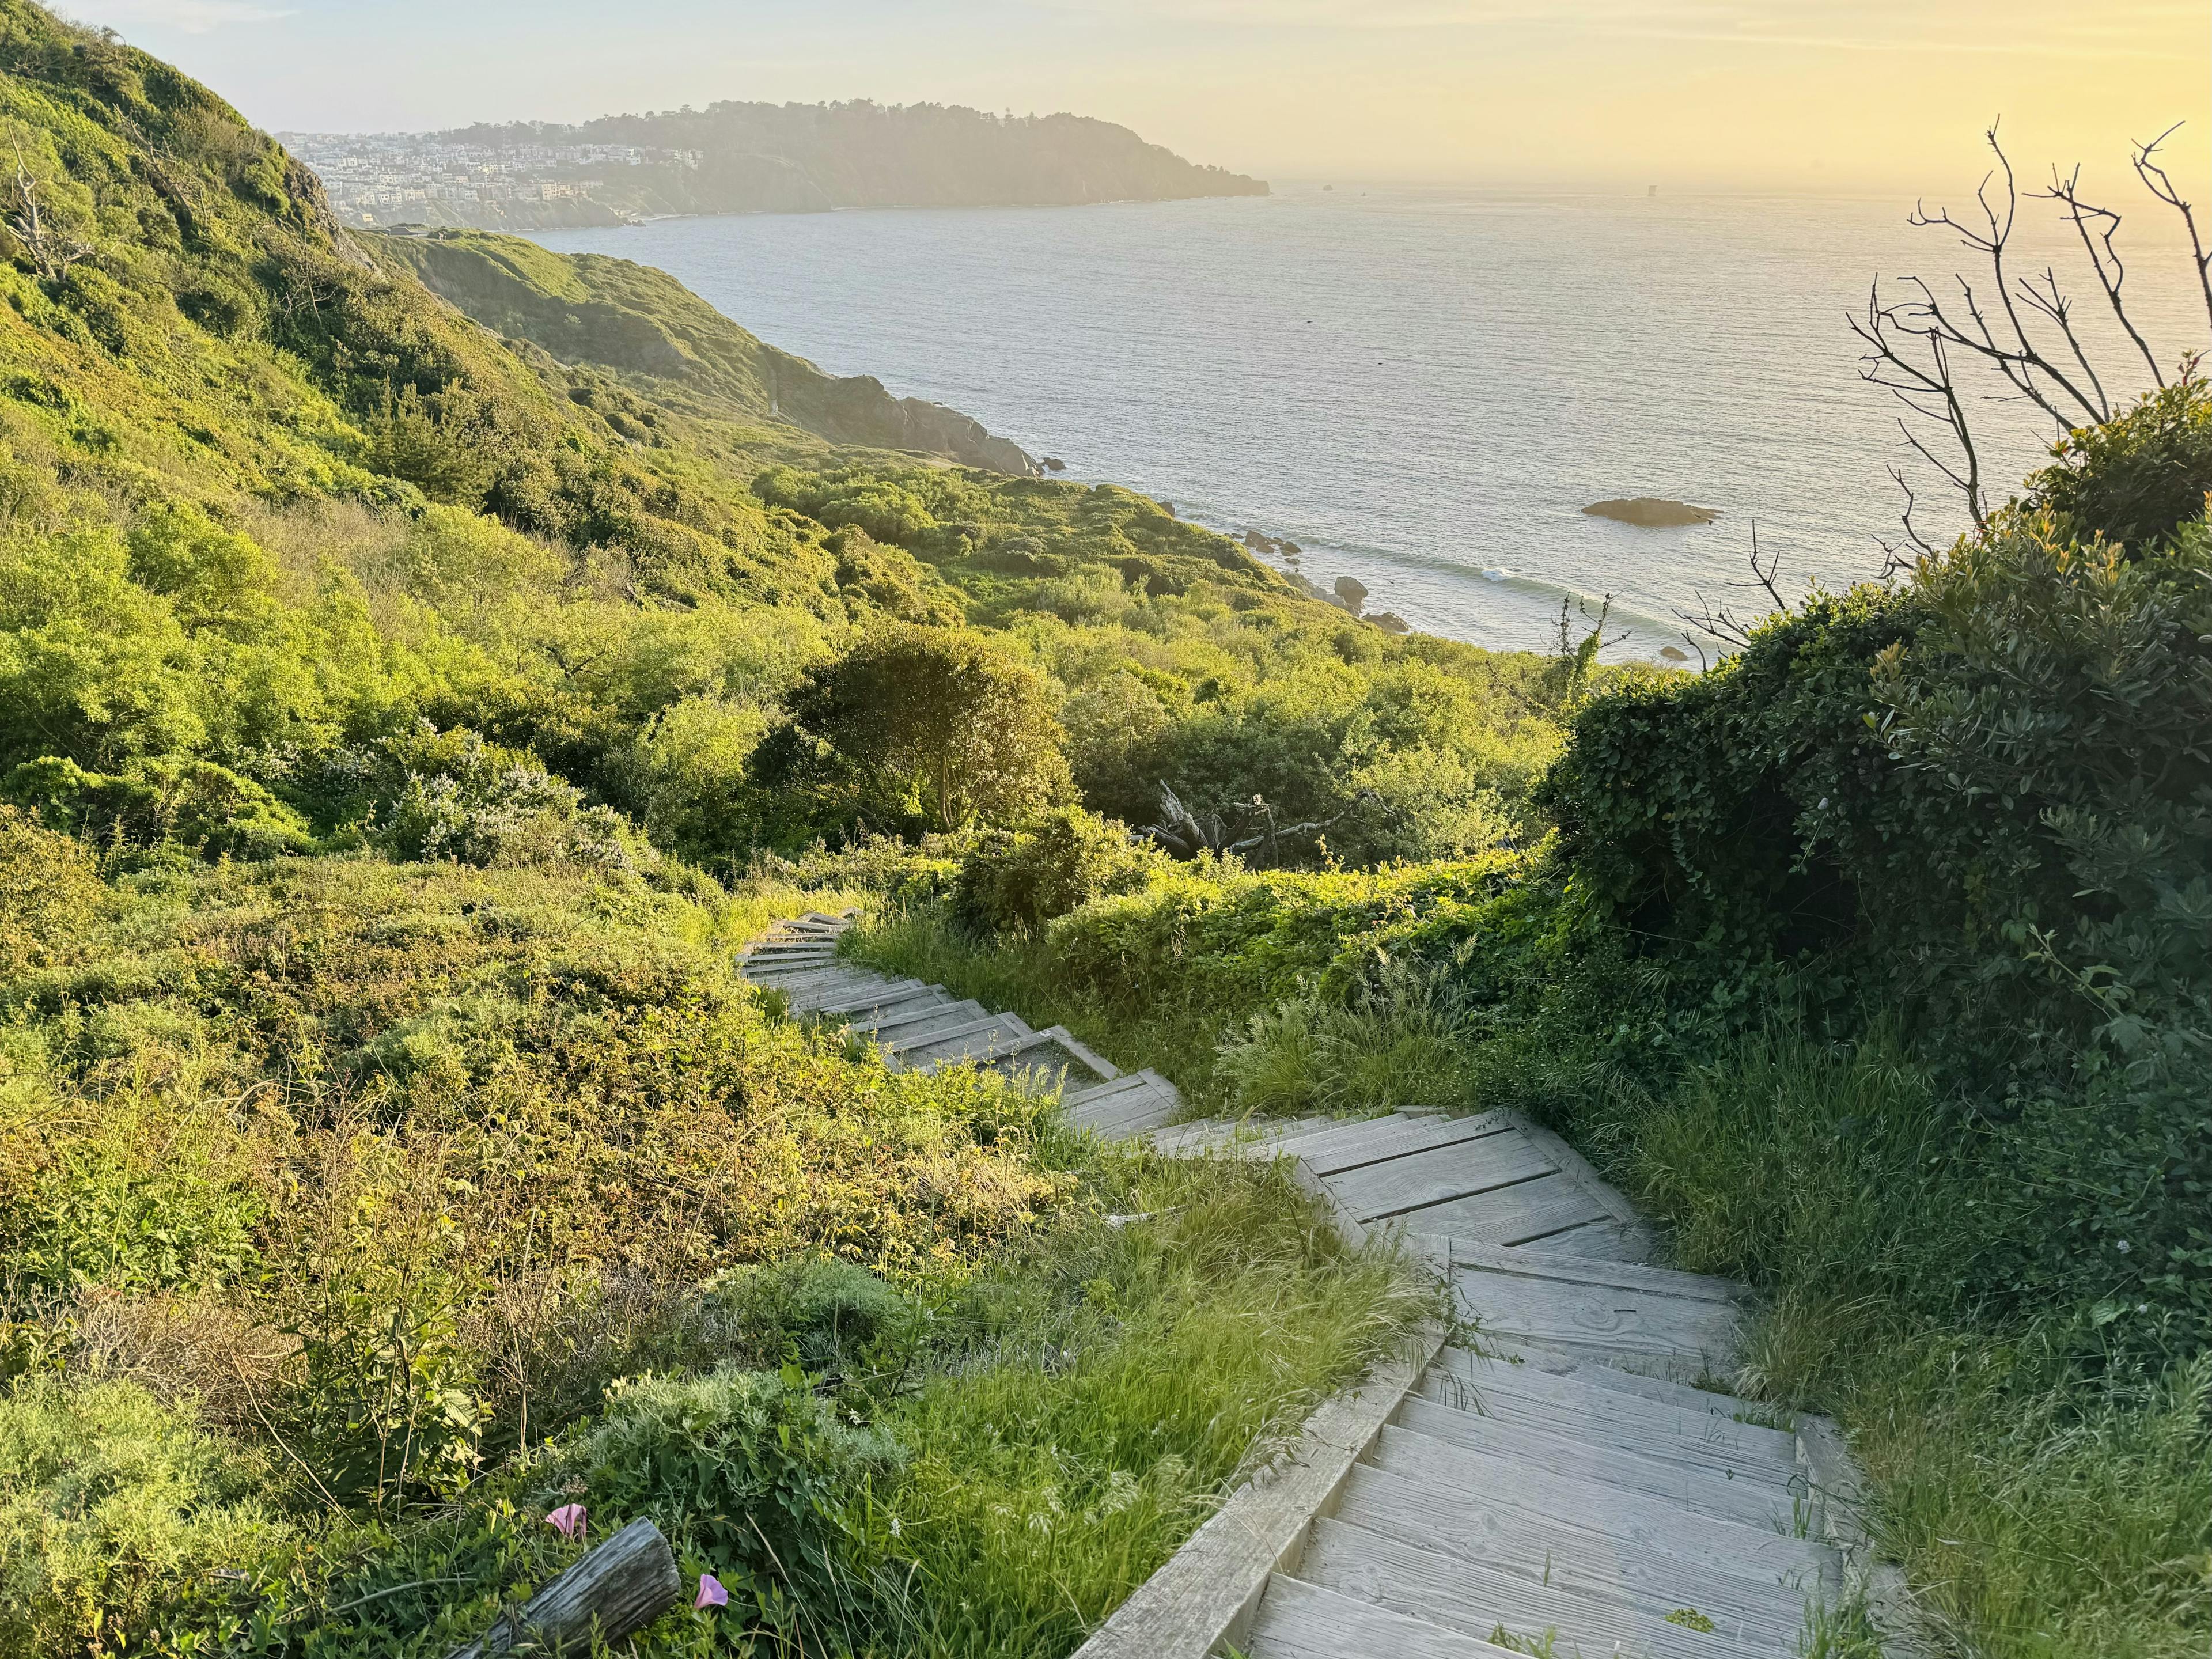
(694, 1573), (729, 1611)
(544, 1504), (587, 1542)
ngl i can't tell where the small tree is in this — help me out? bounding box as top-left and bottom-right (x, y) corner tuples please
(765, 625), (1070, 831)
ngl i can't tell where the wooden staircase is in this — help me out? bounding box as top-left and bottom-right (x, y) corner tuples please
(736, 912), (1184, 1131)
(741, 915), (1907, 1658)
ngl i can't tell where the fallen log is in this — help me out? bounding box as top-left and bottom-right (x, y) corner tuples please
(446, 1518), (683, 1658)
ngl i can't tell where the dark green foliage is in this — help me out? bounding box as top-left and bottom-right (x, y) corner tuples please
(2025, 375), (2212, 551)
(5, 753), (313, 858)
(951, 807), (1168, 935)
(757, 624), (1073, 833)
(580, 1366), (900, 1639)
(1536, 381), (2212, 1336)
(711, 1258), (914, 1374)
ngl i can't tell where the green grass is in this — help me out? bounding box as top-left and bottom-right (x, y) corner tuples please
(843, 902), (1221, 1101)
(1598, 1032), (2212, 1659)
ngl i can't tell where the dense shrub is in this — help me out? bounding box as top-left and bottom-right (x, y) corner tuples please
(755, 625), (1073, 834)
(0, 804), (100, 974)
(0, 1377), (294, 1658)
(952, 807), (1168, 935)
(580, 1366), (900, 1638)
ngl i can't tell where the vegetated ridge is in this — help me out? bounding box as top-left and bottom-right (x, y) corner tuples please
(0, 3), (1524, 1653)
(380, 227), (1041, 472)
(349, 100), (1270, 230)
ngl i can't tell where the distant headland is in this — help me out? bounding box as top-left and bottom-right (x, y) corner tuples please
(285, 102), (1270, 232)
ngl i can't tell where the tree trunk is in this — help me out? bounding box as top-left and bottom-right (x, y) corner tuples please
(446, 1518), (683, 1658)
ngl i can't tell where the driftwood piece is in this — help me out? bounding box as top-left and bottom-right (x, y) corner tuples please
(446, 1519), (683, 1658)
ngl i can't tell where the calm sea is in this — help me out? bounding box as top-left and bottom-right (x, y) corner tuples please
(534, 185), (2206, 661)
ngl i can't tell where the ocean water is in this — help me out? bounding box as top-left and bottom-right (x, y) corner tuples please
(535, 186), (2206, 661)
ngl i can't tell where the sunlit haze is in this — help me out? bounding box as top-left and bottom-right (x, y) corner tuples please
(68, 0), (2209, 191)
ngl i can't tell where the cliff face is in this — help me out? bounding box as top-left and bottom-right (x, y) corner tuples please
(377, 229), (1039, 475)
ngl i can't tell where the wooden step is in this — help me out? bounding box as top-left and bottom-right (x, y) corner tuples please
(1274, 1113), (1513, 1176)
(1322, 1131), (1556, 1222)
(1301, 1516), (1802, 1659)
(1245, 1575), (1525, 1659)
(886, 1012), (1032, 1056)
(1418, 1355), (1797, 1480)
(890, 1016), (1036, 1070)
(1449, 1254), (1745, 1374)
(1368, 1425), (1837, 1588)
(1338, 1459), (1834, 1620)
(1073, 1083), (1183, 1135)
(1441, 1238), (1747, 1305)
(1465, 1337), (1791, 1424)
(829, 986), (957, 1022)
(1391, 1397), (1798, 1531)
(853, 999), (987, 1040)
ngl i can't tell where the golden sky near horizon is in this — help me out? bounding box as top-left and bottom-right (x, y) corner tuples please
(82, 0), (2212, 194)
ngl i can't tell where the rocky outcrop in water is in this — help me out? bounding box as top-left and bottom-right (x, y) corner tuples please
(1583, 497), (1719, 527)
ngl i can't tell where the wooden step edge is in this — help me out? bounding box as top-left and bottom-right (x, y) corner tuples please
(1417, 1354), (1800, 1465)
(1441, 1335), (1781, 1422)
(1499, 1109), (1647, 1231)
(1067, 1324), (1448, 1659)
(846, 995), (980, 1032)
(1072, 1086), (1184, 1137)
(1040, 1025), (1120, 1082)
(1797, 1416), (1930, 1657)
(882, 1013), (1031, 1056)
(1066, 1073), (1152, 1109)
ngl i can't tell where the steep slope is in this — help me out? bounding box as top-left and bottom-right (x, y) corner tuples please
(376, 229), (1037, 472)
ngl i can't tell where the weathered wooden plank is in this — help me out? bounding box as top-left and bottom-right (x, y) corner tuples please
(1369, 1425), (1836, 1584)
(1394, 1397), (1794, 1529)
(858, 1009), (991, 1044)
(1414, 1367), (1798, 1479)
(823, 994), (950, 1024)
(1243, 1575), (1525, 1659)
(1077, 1086), (1185, 1135)
(1798, 1415), (1931, 1657)
(1521, 1217), (1656, 1262)
(1450, 1263), (1744, 1368)
(1501, 1111), (1647, 1226)
(1067, 1329), (1446, 1659)
(1289, 1113), (1514, 1176)
(446, 1519), (682, 1659)
(1339, 1460), (1833, 1620)
(1323, 1133), (1558, 1221)
(885, 1014), (1032, 1058)
(1431, 1346), (1795, 1456)
(1040, 1025), (1120, 1082)
(1393, 1173), (1612, 1247)
(1335, 1477), (1819, 1643)
(847, 998), (980, 1035)
(1445, 1236), (1749, 1305)
(1301, 1517), (1799, 1659)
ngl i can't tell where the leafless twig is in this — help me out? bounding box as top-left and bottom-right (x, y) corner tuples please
(1854, 118), (2201, 562)
(7, 143), (91, 282)
(2130, 123), (2212, 329)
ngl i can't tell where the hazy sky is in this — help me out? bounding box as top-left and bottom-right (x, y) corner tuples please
(69, 0), (2209, 192)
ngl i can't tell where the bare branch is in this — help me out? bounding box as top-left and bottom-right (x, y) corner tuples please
(2131, 123), (2212, 330)
(7, 143), (91, 283)
(2043, 164), (2165, 386)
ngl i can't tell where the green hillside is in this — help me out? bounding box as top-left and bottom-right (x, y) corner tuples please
(3, 3), (2203, 1657)
(377, 229), (1041, 472)
(0, 7), (1516, 1654)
